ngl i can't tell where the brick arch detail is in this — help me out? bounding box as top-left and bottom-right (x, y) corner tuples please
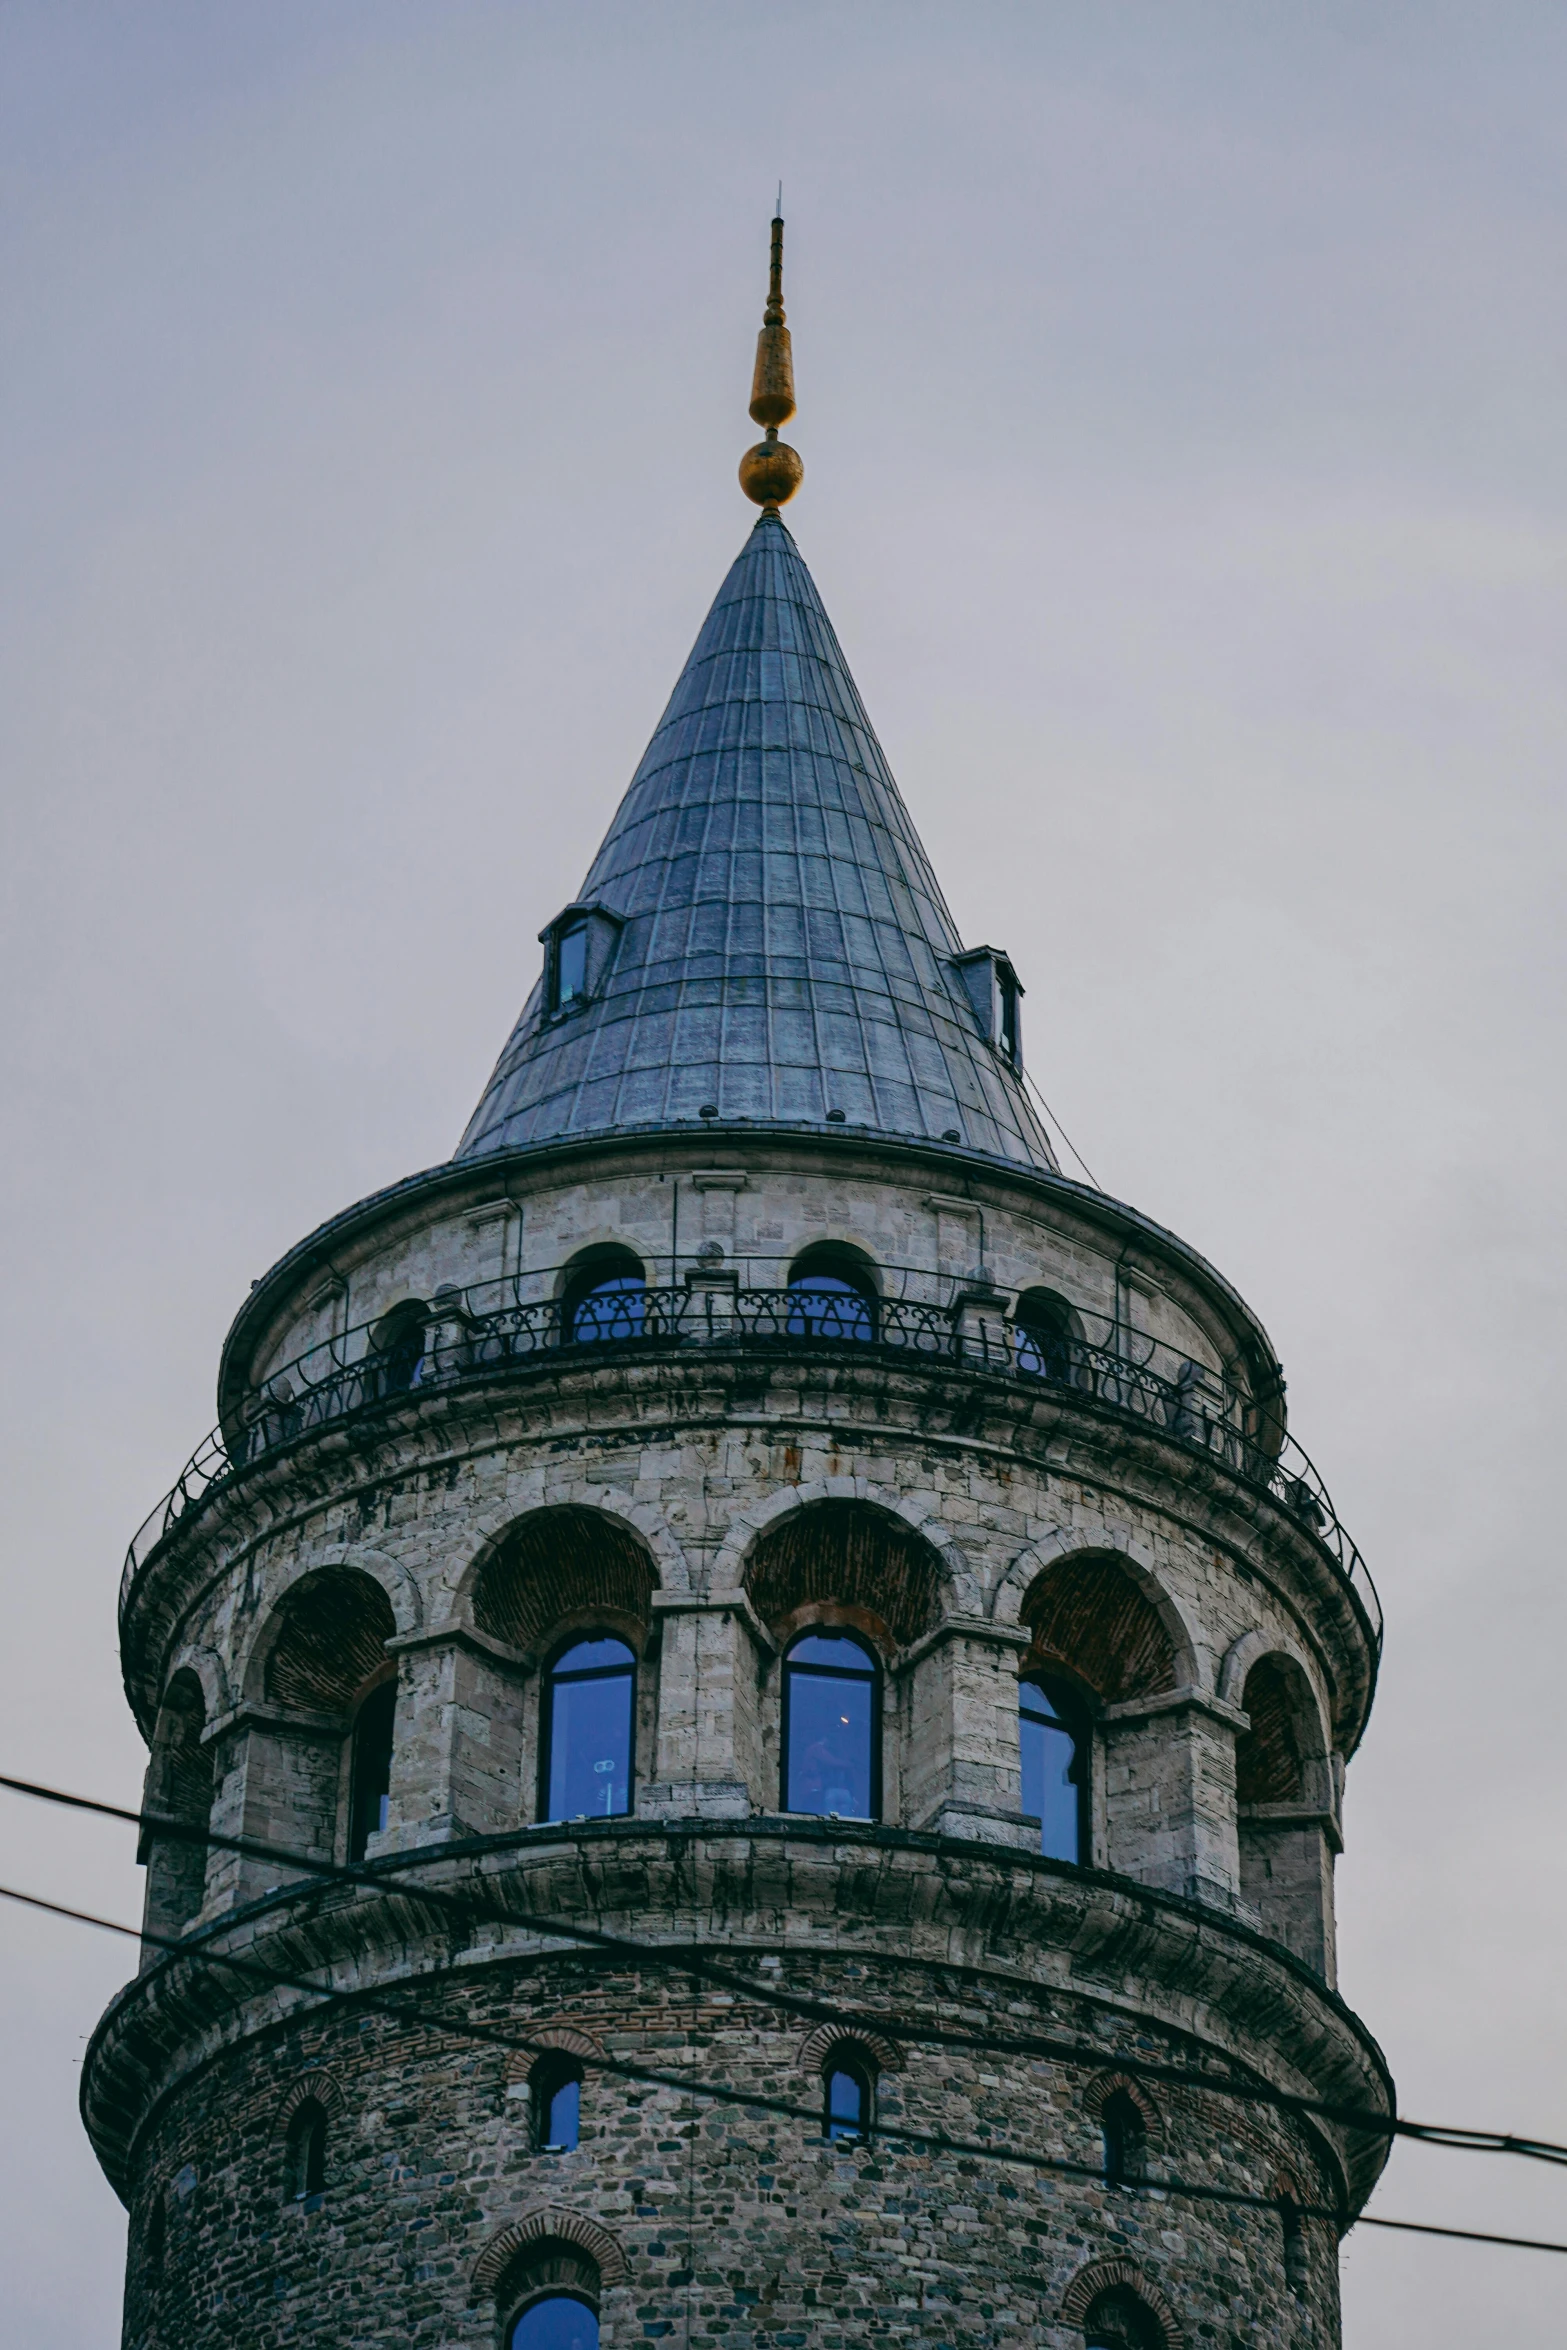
(445, 1486), (693, 1623)
(993, 1529), (1203, 1694)
(238, 1546), (420, 1704)
(1082, 2069), (1161, 2142)
(473, 2208), (628, 2296)
(712, 1479), (982, 1623)
(1060, 2256), (1184, 2346)
(798, 2023), (903, 2075)
(274, 2069), (346, 2134)
(161, 1642), (228, 1722)
(1219, 1630), (1331, 1756)
(502, 2026), (600, 2084)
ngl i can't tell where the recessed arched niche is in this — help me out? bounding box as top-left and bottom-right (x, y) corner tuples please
(743, 1500), (944, 1652)
(1017, 1552), (1177, 1705)
(471, 1507), (657, 1657)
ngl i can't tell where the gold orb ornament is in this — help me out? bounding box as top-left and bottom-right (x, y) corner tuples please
(740, 427), (804, 508)
(739, 209), (802, 509)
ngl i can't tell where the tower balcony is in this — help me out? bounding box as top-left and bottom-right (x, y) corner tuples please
(121, 1273), (1380, 1664)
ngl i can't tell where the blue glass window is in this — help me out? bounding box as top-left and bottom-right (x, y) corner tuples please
(348, 1679), (396, 1862)
(542, 1637), (635, 1821)
(785, 1257), (876, 1341)
(782, 1631), (879, 1819)
(1019, 1678), (1087, 1864)
(554, 924), (589, 1008)
(1013, 1289), (1075, 1382)
(561, 1253), (647, 1343)
(824, 2057), (874, 2140)
(534, 2058), (582, 2150)
(510, 2296), (598, 2350)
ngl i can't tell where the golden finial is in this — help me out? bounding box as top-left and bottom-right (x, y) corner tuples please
(739, 205), (804, 511)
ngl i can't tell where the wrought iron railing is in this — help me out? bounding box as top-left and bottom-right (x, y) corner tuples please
(120, 1278), (1381, 1651)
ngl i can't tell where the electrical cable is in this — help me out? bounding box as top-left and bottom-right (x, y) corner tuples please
(7, 1876), (1565, 2265)
(10, 1770), (1566, 2177)
(1021, 1064), (1102, 1191)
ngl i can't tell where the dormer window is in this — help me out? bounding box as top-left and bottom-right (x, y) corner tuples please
(554, 923), (589, 1010)
(952, 946), (1024, 1072)
(540, 902), (625, 1019)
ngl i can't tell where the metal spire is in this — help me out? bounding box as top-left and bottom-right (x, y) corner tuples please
(739, 207), (804, 511)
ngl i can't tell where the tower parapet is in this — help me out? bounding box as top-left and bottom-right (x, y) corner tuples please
(88, 224), (1388, 2350)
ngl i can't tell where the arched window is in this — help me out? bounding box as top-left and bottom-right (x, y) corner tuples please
(782, 1630), (880, 1819)
(1019, 1677), (1089, 1864)
(561, 1251), (646, 1344)
(1013, 1287), (1077, 1382)
(531, 2054), (583, 2151)
(1082, 2287), (1164, 2350)
(283, 2098), (328, 2202)
(540, 1637), (635, 1822)
(785, 1246), (877, 1341)
(510, 2295), (599, 2350)
(348, 1678), (397, 1862)
(1101, 2090), (1147, 2187)
(371, 1300), (428, 1395)
(822, 2048), (877, 2142)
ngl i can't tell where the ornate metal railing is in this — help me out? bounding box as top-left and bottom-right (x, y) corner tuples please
(120, 1278), (1381, 1651)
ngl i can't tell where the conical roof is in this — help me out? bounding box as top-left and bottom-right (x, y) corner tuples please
(457, 512), (1057, 1171)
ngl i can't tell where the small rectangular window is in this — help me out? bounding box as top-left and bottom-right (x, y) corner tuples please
(998, 972), (1020, 1065)
(554, 924), (589, 1009)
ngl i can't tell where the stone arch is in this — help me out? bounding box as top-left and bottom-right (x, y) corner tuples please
(274, 2069), (347, 2133)
(1013, 1551), (1185, 1706)
(473, 2208), (628, 2297)
(464, 1505), (660, 1660)
(743, 1499), (948, 1652)
(1234, 1650), (1330, 1805)
(991, 1532), (1202, 1701)
(238, 1547), (418, 1705)
(798, 2022), (903, 2075)
(502, 2026), (600, 2087)
(786, 1233), (883, 1288)
(717, 1479), (980, 1631)
(252, 1566), (398, 1713)
(1060, 2257), (1183, 2347)
(1082, 2069), (1161, 2144)
(162, 1642), (227, 1723)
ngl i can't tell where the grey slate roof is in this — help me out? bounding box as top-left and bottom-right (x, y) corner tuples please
(457, 511), (1058, 1171)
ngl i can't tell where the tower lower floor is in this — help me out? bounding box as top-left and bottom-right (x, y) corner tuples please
(92, 1823), (1387, 2350)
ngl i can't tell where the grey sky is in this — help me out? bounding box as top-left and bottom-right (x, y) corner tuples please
(2, 6), (1564, 2341)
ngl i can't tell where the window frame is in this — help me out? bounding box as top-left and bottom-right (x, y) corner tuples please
(1018, 1671), (1092, 1865)
(537, 1632), (638, 1826)
(506, 2288), (601, 2350)
(283, 2097), (328, 2204)
(347, 1674), (398, 1863)
(558, 1250), (647, 1345)
(551, 922), (590, 1012)
(784, 1245), (880, 1342)
(821, 2048), (877, 2144)
(530, 2053), (585, 2152)
(780, 1627), (883, 1822)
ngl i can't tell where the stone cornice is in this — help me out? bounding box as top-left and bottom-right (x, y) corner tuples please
(81, 1816), (1393, 2218)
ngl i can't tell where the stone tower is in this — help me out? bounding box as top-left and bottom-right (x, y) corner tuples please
(87, 224), (1389, 2350)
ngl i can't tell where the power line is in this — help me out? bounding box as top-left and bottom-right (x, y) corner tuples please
(9, 1876), (1566, 2265)
(11, 1769), (1566, 2176)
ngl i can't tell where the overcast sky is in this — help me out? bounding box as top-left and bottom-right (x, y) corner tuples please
(2, 7), (1564, 2343)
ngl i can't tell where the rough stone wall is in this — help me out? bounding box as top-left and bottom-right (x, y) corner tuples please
(120, 1954), (1342, 2350)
